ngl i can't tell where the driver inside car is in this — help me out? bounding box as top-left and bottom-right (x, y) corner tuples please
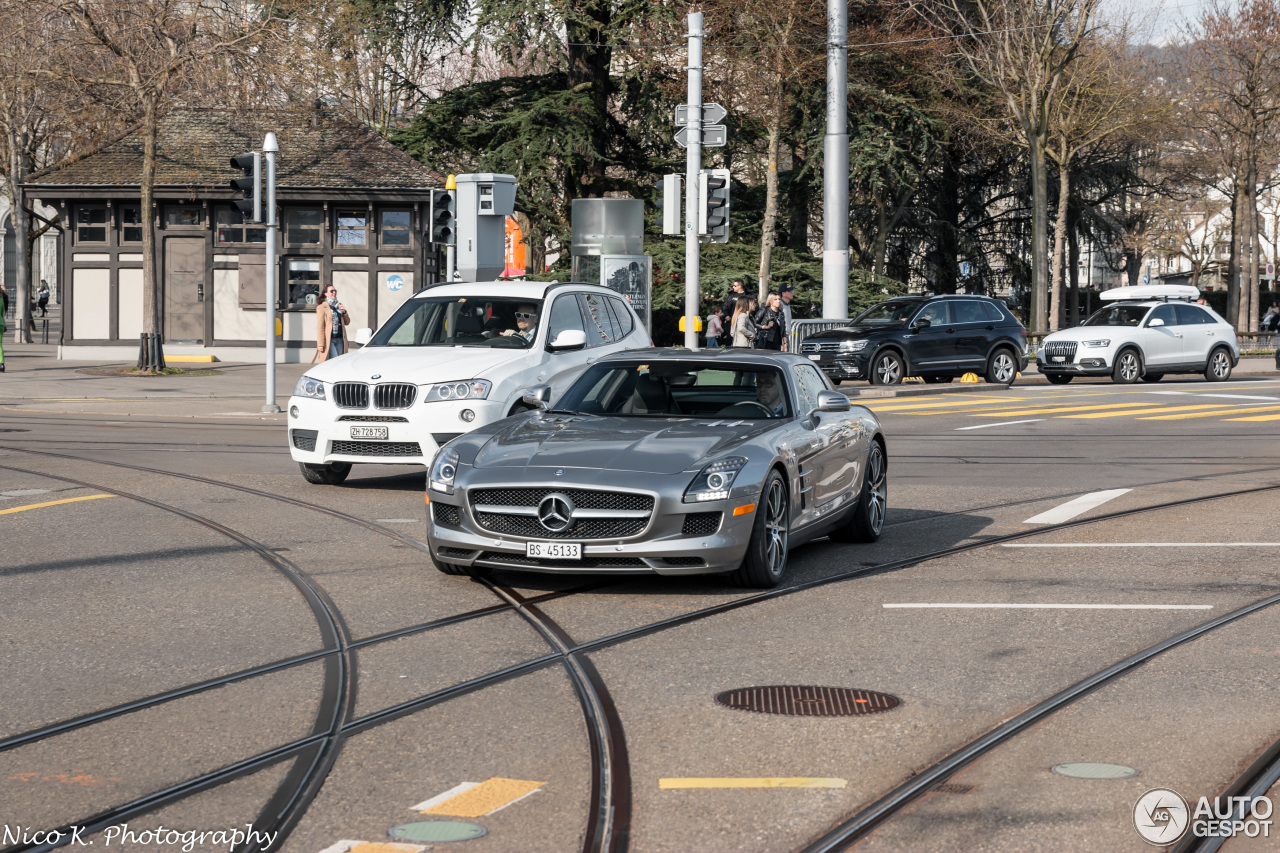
(501, 304), (539, 342)
(756, 372), (786, 416)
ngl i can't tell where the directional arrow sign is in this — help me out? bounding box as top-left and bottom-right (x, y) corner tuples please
(675, 124), (727, 149)
(675, 103), (728, 126)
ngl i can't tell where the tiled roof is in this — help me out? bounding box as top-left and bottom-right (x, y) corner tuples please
(27, 108), (442, 190)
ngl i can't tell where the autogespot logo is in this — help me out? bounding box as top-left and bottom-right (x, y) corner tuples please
(1134, 788), (1190, 845)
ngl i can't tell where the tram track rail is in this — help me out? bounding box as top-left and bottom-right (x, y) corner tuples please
(2, 445), (1279, 852)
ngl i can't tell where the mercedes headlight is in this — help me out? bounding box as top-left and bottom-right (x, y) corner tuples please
(684, 457), (748, 503)
(293, 376), (326, 400)
(1082, 339), (1111, 348)
(429, 447), (460, 494)
(424, 380), (492, 402)
(839, 339), (869, 352)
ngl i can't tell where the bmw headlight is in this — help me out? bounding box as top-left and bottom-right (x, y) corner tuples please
(1082, 339), (1111, 348)
(293, 376), (326, 400)
(684, 456), (748, 503)
(839, 339), (868, 352)
(429, 447), (460, 494)
(424, 380), (492, 402)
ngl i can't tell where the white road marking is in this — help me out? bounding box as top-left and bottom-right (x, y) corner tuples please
(1146, 391), (1279, 401)
(0, 489), (51, 497)
(411, 781), (479, 811)
(1022, 489), (1131, 524)
(954, 419), (1044, 431)
(376, 518), (419, 524)
(1002, 542), (1280, 547)
(883, 603), (1213, 610)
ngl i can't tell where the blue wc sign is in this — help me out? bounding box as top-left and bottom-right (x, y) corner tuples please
(387, 274), (404, 292)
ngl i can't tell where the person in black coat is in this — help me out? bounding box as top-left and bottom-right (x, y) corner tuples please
(754, 292), (787, 351)
(722, 279), (746, 318)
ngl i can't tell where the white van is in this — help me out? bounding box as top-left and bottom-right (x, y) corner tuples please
(287, 281), (650, 484)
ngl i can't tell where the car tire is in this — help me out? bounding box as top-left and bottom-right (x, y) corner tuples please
(728, 470), (790, 589)
(1204, 347), (1233, 382)
(1045, 374), (1073, 385)
(1141, 373), (1164, 383)
(298, 461), (352, 485)
(830, 440), (887, 543)
(1112, 349), (1142, 384)
(831, 378), (842, 385)
(923, 375), (953, 384)
(870, 351), (905, 385)
(985, 348), (1018, 385)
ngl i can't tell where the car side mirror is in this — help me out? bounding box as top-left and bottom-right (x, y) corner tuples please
(353, 327), (373, 345)
(911, 318), (932, 332)
(814, 390), (851, 414)
(521, 384), (552, 410)
(1148, 318), (1165, 328)
(547, 329), (587, 352)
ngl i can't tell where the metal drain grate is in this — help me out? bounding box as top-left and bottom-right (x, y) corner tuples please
(715, 686), (901, 717)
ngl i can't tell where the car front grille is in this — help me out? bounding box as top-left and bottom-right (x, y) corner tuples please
(433, 503), (461, 526)
(682, 512), (722, 536)
(338, 415), (408, 423)
(439, 547), (476, 559)
(330, 440), (422, 456)
(474, 551), (647, 569)
(469, 488), (655, 540)
(291, 429), (317, 452)
(333, 382), (369, 409)
(801, 340), (841, 353)
(1044, 341), (1078, 362)
(374, 383), (417, 409)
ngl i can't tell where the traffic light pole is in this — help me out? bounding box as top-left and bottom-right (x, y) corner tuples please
(823, 0), (849, 320)
(684, 12), (702, 351)
(446, 244), (456, 281)
(262, 132), (280, 414)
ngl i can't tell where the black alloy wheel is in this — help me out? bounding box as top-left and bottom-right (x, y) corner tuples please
(1205, 348), (1233, 382)
(832, 440), (887, 543)
(298, 461), (352, 485)
(1045, 373), (1073, 385)
(729, 471), (790, 588)
(1112, 350), (1142, 384)
(871, 351), (905, 385)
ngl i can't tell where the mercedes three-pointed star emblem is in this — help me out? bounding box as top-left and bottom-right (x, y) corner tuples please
(537, 493), (575, 532)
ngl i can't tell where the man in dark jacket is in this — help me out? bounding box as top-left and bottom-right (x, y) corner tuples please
(722, 279), (746, 318)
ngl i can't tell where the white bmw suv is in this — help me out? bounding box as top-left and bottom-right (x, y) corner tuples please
(1037, 285), (1240, 385)
(288, 281), (650, 484)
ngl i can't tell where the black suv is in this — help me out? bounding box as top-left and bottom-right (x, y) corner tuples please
(800, 295), (1029, 385)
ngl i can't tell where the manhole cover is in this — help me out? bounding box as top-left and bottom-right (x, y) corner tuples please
(389, 821), (487, 842)
(1052, 763), (1139, 779)
(715, 686), (901, 716)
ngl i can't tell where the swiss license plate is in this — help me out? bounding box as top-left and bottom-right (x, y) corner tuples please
(350, 426), (388, 439)
(808, 354), (822, 361)
(1052, 356), (1066, 362)
(526, 541), (581, 560)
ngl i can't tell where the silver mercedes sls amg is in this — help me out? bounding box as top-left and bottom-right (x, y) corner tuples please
(424, 349), (887, 587)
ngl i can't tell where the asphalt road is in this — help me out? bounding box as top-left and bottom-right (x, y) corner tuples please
(2, 365), (1279, 853)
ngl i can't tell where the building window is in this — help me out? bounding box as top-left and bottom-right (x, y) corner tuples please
(76, 205), (108, 243)
(165, 206), (203, 227)
(215, 207), (266, 245)
(285, 258), (322, 306)
(286, 208), (323, 245)
(380, 208), (411, 247)
(336, 209), (368, 246)
(119, 205), (143, 243)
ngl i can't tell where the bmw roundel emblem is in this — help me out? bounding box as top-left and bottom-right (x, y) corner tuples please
(371, 374), (381, 380)
(555, 469), (565, 476)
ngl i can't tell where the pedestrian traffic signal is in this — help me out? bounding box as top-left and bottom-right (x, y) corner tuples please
(698, 168), (730, 244)
(229, 152), (261, 222)
(430, 188), (455, 245)
(660, 174), (682, 236)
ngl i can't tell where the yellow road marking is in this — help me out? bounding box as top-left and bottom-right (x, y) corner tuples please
(421, 777), (545, 817)
(0, 494), (115, 515)
(1140, 405), (1280, 420)
(1060, 404), (1242, 419)
(659, 777), (847, 789)
(862, 396), (1019, 412)
(959, 402), (1161, 417)
(1225, 412), (1280, 421)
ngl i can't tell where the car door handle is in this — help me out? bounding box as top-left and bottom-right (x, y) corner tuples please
(1174, 333), (1183, 338)
(945, 328), (955, 334)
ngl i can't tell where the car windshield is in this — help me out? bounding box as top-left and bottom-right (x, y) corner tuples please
(851, 301), (922, 327)
(555, 361), (793, 419)
(1081, 303), (1151, 327)
(368, 296), (544, 347)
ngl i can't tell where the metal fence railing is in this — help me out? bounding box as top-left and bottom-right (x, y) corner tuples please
(788, 318), (851, 353)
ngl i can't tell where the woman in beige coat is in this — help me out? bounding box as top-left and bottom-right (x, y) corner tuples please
(316, 284), (351, 362)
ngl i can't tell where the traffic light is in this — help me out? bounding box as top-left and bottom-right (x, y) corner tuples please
(698, 168), (730, 244)
(430, 188), (455, 245)
(229, 151), (261, 222)
(660, 173), (682, 236)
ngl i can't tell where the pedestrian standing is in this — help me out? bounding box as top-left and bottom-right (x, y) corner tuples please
(731, 296), (757, 347)
(37, 281), (50, 318)
(755, 292), (786, 351)
(315, 284), (350, 362)
(722, 279), (746, 318)
(705, 308), (723, 348)
(778, 284), (796, 352)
